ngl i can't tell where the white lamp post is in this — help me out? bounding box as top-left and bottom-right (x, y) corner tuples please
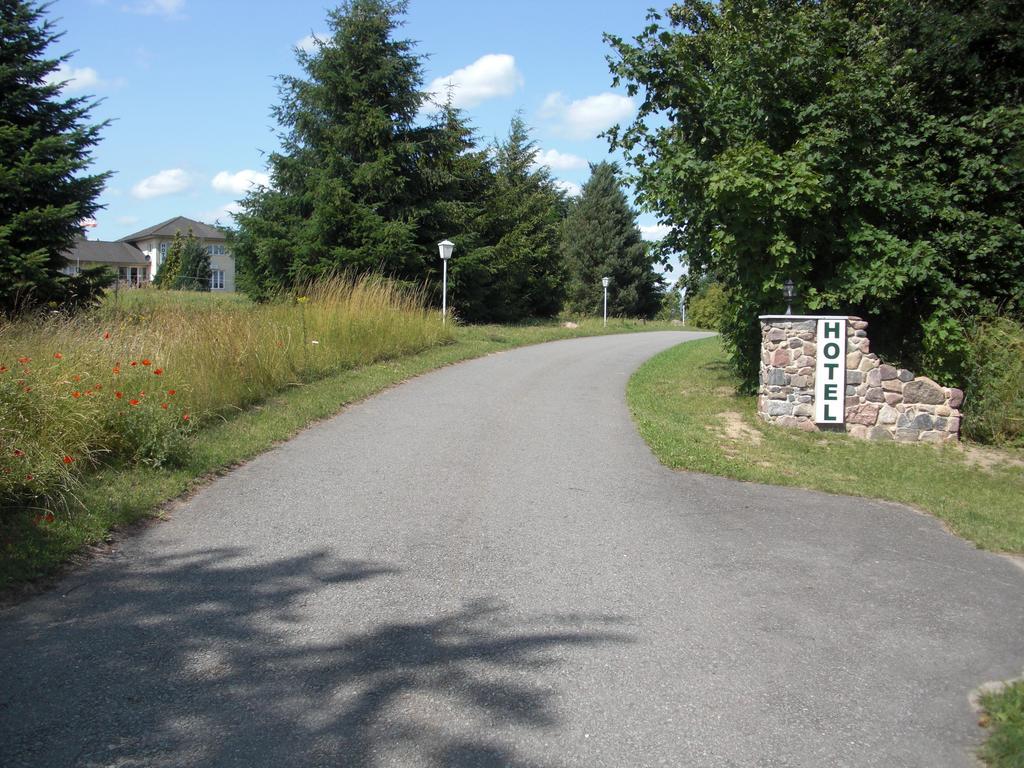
(680, 285), (687, 325)
(601, 276), (610, 327)
(438, 239), (454, 324)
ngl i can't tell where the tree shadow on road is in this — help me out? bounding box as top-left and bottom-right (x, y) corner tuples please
(0, 546), (631, 767)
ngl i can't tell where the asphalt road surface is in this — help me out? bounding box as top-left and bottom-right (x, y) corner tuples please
(2, 331), (1022, 768)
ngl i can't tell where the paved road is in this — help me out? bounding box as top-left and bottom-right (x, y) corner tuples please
(2, 331), (1022, 767)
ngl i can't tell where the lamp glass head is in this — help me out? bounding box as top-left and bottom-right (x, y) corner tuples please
(438, 239), (454, 260)
(602, 277), (610, 287)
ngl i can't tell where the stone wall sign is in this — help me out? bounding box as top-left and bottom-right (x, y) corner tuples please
(814, 318), (846, 424)
(757, 315), (964, 443)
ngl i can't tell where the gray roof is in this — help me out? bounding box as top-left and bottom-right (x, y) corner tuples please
(64, 237), (147, 266)
(119, 216), (226, 243)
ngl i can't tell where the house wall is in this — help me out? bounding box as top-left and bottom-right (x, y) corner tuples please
(209, 252), (236, 292)
(143, 236), (236, 292)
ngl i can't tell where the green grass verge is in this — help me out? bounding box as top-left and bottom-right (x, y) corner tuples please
(979, 682), (1024, 767)
(628, 336), (1024, 553)
(1, 319), (685, 590)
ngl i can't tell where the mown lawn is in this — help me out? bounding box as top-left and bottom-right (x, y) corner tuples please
(628, 335), (1024, 553)
(979, 681), (1024, 768)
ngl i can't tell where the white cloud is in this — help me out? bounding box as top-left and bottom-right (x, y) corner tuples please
(541, 91), (635, 140)
(212, 170), (269, 195)
(533, 149), (587, 172)
(122, 0), (184, 16)
(427, 54), (523, 108)
(554, 180), (582, 198)
(640, 224), (672, 241)
(198, 202), (242, 225)
(131, 169), (192, 199)
(296, 33), (329, 52)
(44, 64), (104, 93)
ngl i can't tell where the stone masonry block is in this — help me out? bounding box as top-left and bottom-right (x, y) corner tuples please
(903, 378), (945, 405)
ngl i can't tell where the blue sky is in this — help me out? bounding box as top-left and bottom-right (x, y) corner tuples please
(47, 0), (672, 251)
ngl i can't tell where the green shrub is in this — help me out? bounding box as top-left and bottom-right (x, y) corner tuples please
(686, 284), (728, 331)
(962, 316), (1024, 447)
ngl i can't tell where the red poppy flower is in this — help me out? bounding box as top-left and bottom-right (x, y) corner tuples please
(25, 473), (34, 481)
(18, 356), (29, 364)
(71, 391), (81, 399)
(63, 455), (74, 464)
(129, 399), (140, 406)
(130, 361), (138, 367)
(13, 449), (24, 458)
(72, 375), (81, 382)
(167, 389), (176, 396)
(161, 402), (169, 410)
(138, 391), (145, 397)
(22, 386), (31, 393)
(153, 368), (163, 375)
(113, 366), (121, 375)
(93, 384), (102, 391)
(141, 359), (151, 366)
(53, 352), (62, 360)
(103, 332), (111, 340)
(115, 391), (123, 399)
(0, 365), (7, 373)
(45, 512), (55, 523)
(182, 413), (190, 422)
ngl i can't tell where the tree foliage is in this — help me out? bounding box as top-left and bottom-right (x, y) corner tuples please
(152, 232), (183, 289)
(174, 231), (212, 291)
(561, 161), (662, 319)
(0, 0), (111, 313)
(607, 0), (1024, 389)
(231, 3), (570, 323)
(451, 116), (565, 323)
(232, 0), (430, 298)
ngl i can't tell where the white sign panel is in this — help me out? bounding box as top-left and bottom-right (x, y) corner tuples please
(815, 318), (847, 424)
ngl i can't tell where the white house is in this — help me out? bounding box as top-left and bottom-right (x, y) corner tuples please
(62, 237), (151, 285)
(120, 216), (236, 292)
(62, 215), (237, 291)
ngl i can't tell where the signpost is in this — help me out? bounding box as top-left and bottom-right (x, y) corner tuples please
(814, 318), (847, 424)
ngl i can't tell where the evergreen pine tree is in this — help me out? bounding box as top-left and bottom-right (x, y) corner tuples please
(0, 1), (111, 313)
(173, 230), (212, 291)
(232, 0), (428, 297)
(456, 115), (565, 323)
(152, 231), (184, 289)
(414, 96), (493, 311)
(560, 162), (662, 318)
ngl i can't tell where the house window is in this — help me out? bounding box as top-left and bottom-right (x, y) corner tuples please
(207, 244), (226, 256)
(210, 269), (225, 290)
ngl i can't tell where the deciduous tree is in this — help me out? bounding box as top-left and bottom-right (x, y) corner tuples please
(607, 0), (1024, 388)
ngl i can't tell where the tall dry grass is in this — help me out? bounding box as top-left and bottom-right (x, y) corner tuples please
(0, 276), (450, 511)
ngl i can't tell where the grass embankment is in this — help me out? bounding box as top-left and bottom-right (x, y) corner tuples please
(1, 288), (682, 589)
(628, 336), (1024, 553)
(979, 681), (1024, 768)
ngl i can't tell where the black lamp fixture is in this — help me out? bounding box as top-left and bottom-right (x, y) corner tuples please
(783, 278), (796, 316)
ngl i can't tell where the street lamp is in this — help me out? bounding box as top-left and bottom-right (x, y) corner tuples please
(438, 239), (454, 324)
(783, 278), (796, 316)
(602, 276), (610, 327)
